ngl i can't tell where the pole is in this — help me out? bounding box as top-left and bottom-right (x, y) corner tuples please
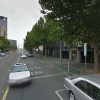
(68, 62), (69, 73)
(84, 43), (87, 73)
(85, 56), (87, 73)
(60, 41), (62, 63)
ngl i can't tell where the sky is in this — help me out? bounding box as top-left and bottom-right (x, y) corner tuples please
(0, 0), (43, 48)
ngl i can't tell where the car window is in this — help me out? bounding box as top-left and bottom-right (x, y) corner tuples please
(75, 80), (91, 95)
(11, 66), (28, 72)
(75, 80), (100, 100)
(91, 85), (100, 100)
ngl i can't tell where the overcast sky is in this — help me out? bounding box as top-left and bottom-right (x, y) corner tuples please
(0, 0), (43, 48)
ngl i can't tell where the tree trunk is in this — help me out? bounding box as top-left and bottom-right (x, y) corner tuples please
(45, 44), (47, 57)
(94, 44), (99, 73)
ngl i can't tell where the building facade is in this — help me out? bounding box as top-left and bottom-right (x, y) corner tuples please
(9, 39), (17, 47)
(0, 16), (7, 38)
(0, 25), (7, 38)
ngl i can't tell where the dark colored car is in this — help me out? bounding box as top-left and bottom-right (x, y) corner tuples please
(27, 53), (33, 57)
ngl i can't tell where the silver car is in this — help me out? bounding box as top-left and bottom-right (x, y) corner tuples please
(21, 54), (27, 59)
(8, 64), (31, 86)
(0, 53), (6, 57)
(64, 74), (100, 100)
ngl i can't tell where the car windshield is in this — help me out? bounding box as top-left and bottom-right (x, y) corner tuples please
(11, 66), (28, 72)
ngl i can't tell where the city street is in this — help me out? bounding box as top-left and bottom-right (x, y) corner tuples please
(0, 0), (100, 100)
(0, 52), (71, 100)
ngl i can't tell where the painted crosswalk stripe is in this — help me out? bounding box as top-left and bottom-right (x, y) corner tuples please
(31, 72), (33, 75)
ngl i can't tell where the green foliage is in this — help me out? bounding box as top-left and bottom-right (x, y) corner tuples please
(39, 0), (100, 46)
(39, 0), (100, 71)
(0, 36), (11, 51)
(10, 44), (17, 50)
(24, 17), (61, 51)
(0, 40), (3, 48)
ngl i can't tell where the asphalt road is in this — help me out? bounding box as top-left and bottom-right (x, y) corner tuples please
(0, 52), (71, 100)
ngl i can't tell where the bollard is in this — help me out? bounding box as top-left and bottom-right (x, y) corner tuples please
(68, 62), (69, 73)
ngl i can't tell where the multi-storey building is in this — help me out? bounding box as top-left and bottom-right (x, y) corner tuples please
(0, 16), (7, 38)
(0, 25), (7, 38)
(9, 39), (17, 47)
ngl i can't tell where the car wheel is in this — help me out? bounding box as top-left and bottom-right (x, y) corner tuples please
(69, 92), (75, 100)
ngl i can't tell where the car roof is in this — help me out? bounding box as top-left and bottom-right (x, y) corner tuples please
(13, 65), (28, 68)
(80, 74), (100, 86)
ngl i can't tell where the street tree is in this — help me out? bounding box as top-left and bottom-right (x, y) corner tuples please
(0, 36), (11, 52)
(24, 17), (60, 57)
(24, 31), (34, 51)
(39, 0), (100, 73)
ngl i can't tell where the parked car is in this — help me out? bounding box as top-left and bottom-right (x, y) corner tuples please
(21, 54), (27, 59)
(9, 51), (13, 54)
(8, 64), (31, 86)
(64, 74), (100, 100)
(0, 53), (6, 57)
(25, 51), (29, 55)
(27, 53), (33, 57)
(6, 52), (10, 54)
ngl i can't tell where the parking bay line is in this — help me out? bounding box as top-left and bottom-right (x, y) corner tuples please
(32, 72), (67, 80)
(55, 89), (66, 100)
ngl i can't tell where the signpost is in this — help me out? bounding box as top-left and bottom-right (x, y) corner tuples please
(84, 43), (87, 73)
(60, 41), (62, 63)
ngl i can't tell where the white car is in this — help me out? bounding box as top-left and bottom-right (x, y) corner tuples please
(64, 74), (100, 100)
(21, 54), (27, 59)
(8, 64), (31, 86)
(0, 53), (6, 57)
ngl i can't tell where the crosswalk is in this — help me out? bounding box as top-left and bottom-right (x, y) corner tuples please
(30, 71), (43, 76)
(19, 60), (44, 76)
(29, 67), (43, 76)
(29, 67), (41, 70)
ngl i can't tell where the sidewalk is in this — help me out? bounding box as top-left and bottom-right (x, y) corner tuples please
(41, 57), (94, 75)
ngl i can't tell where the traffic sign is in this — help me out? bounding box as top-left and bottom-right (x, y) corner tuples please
(84, 43), (87, 56)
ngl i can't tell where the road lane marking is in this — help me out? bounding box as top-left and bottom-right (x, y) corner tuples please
(55, 89), (66, 100)
(31, 72), (33, 75)
(2, 55), (20, 100)
(38, 71), (43, 74)
(17, 56), (20, 63)
(2, 86), (10, 100)
(59, 68), (63, 71)
(32, 72), (67, 79)
(31, 68), (33, 70)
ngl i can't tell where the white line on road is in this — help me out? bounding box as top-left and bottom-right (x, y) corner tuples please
(31, 72), (33, 75)
(31, 68), (33, 70)
(32, 72), (67, 80)
(59, 68), (63, 71)
(55, 89), (66, 100)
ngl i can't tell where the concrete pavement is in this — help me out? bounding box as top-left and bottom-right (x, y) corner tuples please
(41, 57), (94, 75)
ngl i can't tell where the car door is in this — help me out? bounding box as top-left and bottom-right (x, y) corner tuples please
(74, 80), (93, 100)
